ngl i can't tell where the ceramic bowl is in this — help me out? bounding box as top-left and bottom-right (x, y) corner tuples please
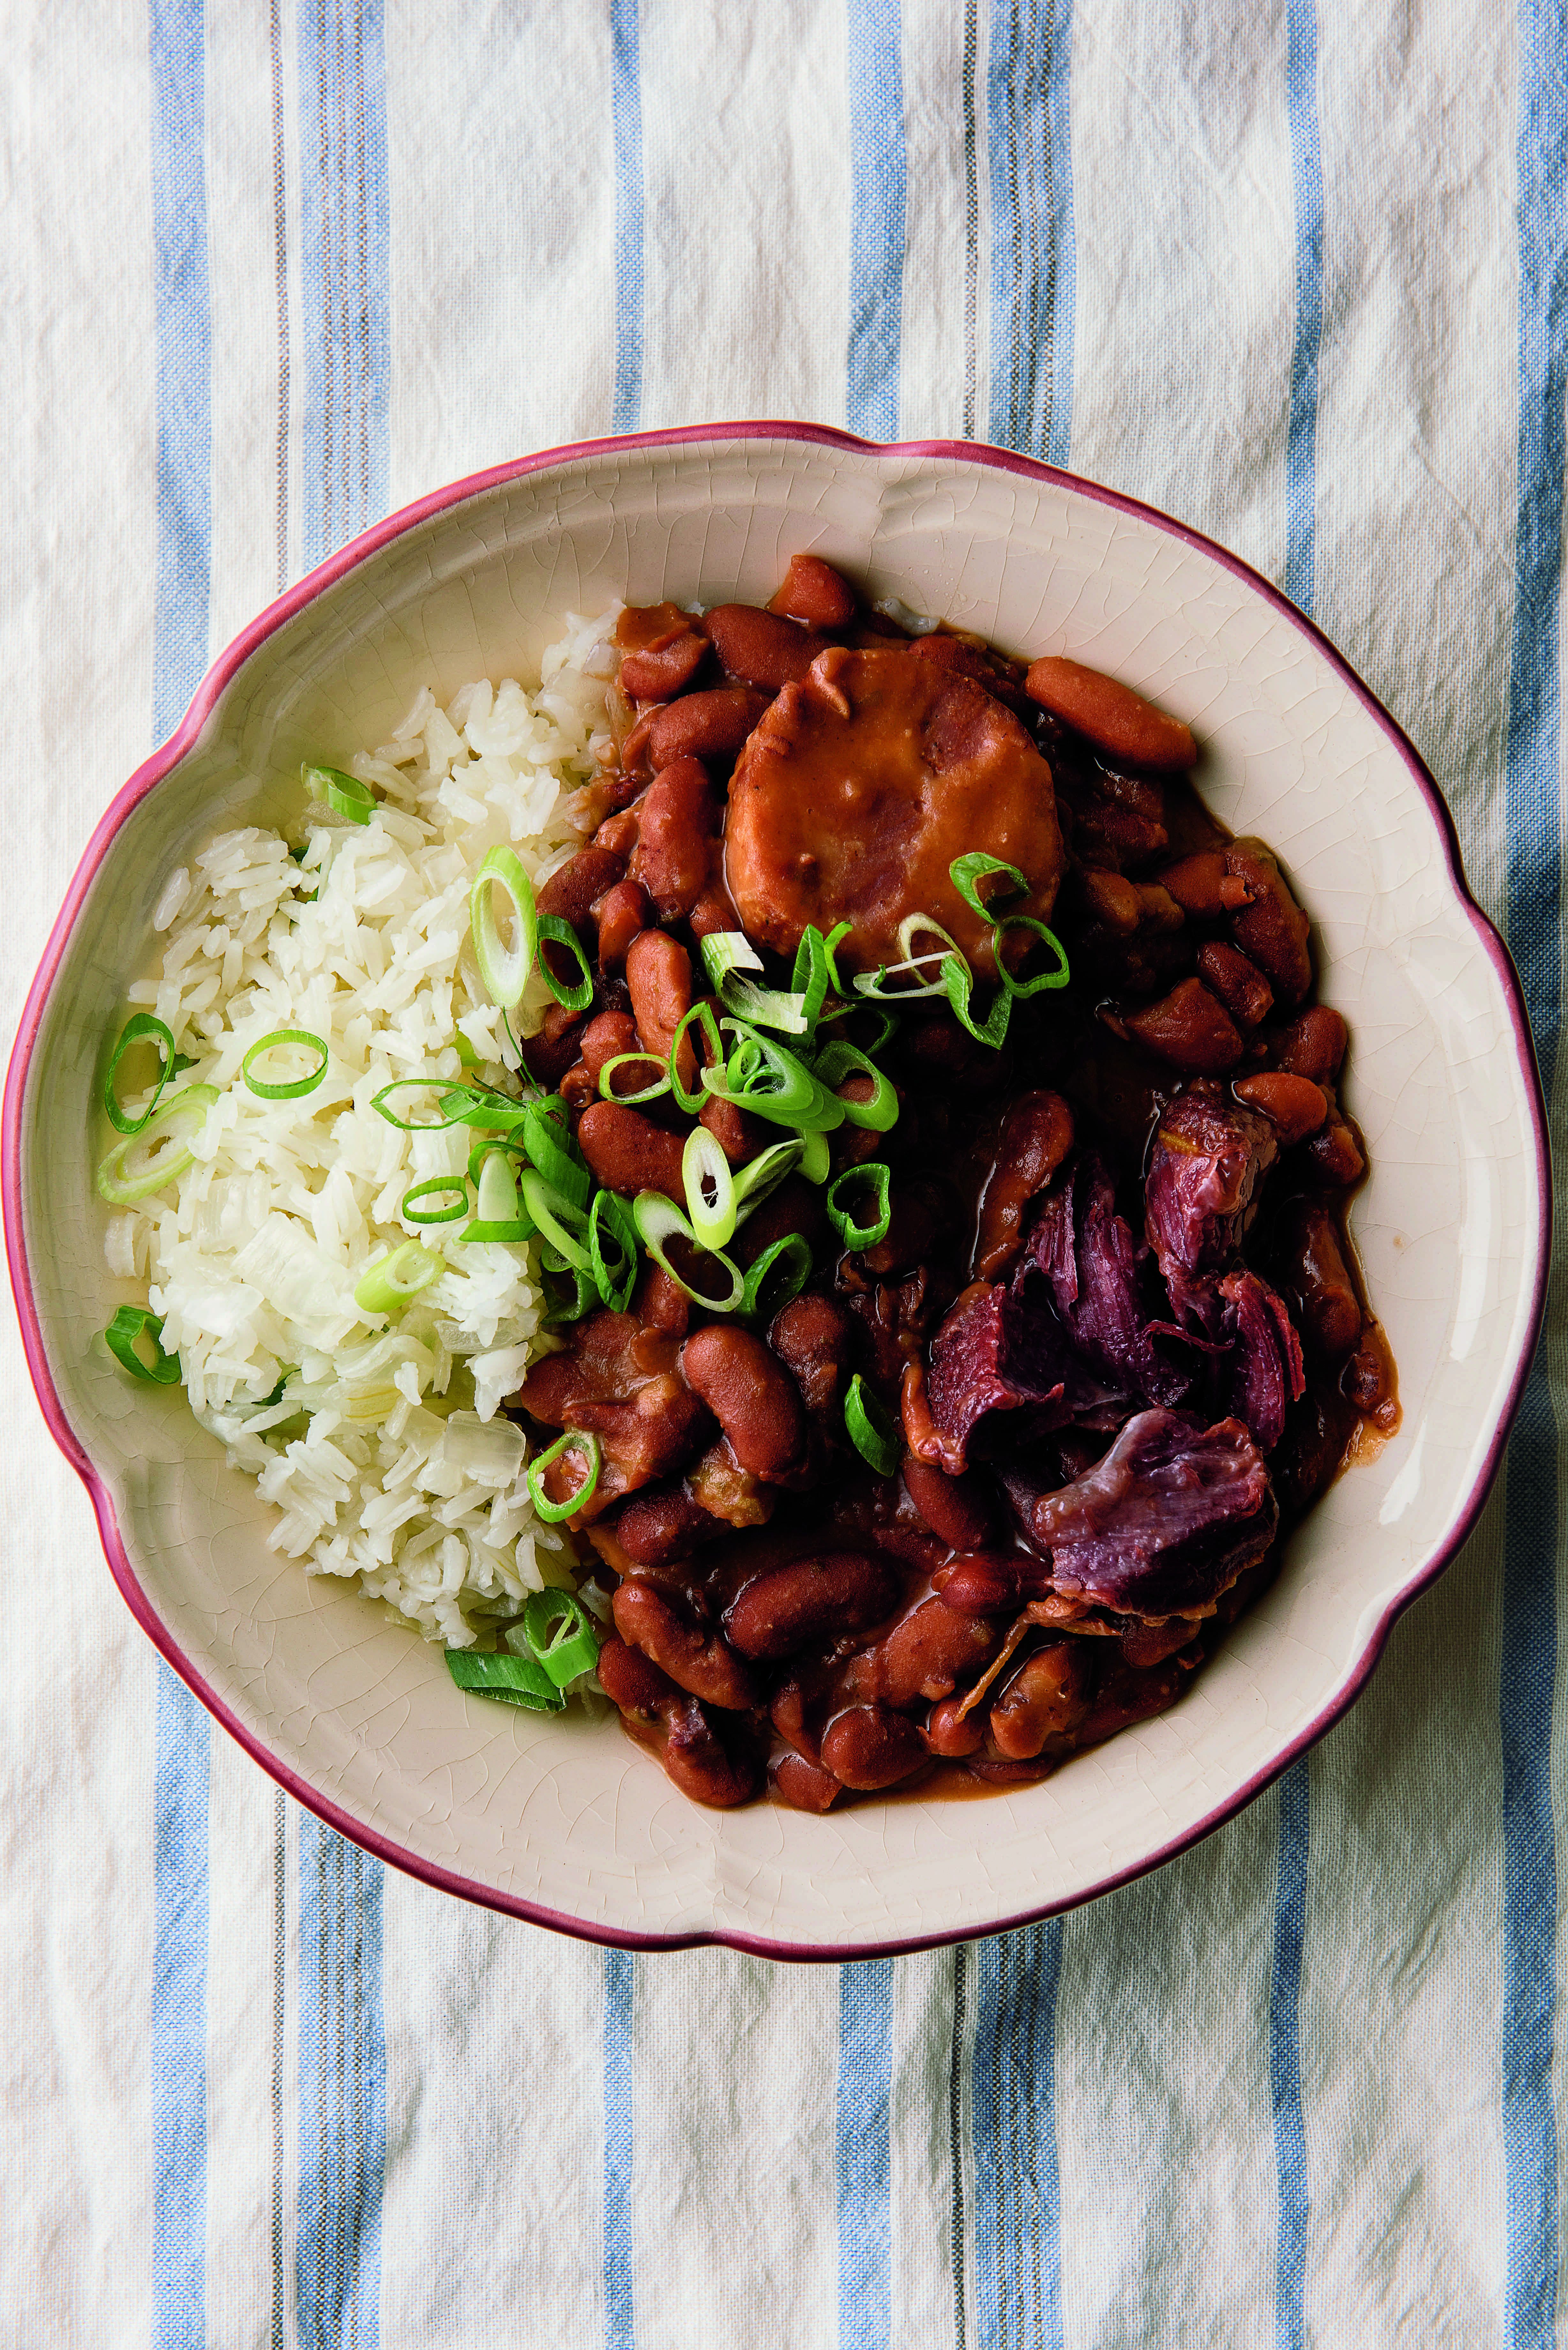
(4, 426), (1549, 1959)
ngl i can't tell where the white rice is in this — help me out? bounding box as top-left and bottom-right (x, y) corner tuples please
(104, 607), (623, 1648)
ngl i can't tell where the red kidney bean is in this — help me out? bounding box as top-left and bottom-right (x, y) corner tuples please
(699, 1094), (767, 1166)
(731, 1173), (829, 1269)
(518, 1003), (587, 1086)
(619, 626), (709, 703)
(901, 1458), (995, 1551)
(537, 845), (627, 937)
(989, 1641), (1091, 1759)
(1196, 940), (1273, 1029)
(559, 1060), (596, 1111)
(1121, 979), (1244, 1074)
(647, 687), (769, 768)
(661, 1696), (761, 1808)
(931, 1554), (1026, 1613)
(1075, 1654), (1190, 1747)
(626, 925), (693, 1075)
(1344, 1318), (1398, 1429)
(1157, 850), (1255, 920)
(635, 1263), (691, 1335)
(849, 1597), (1002, 1708)
(690, 882), (743, 938)
(859, 1179), (943, 1278)
(724, 1552), (898, 1661)
(597, 1634), (681, 1718)
(593, 810), (641, 859)
(770, 1750), (844, 1812)
(1305, 1101), (1365, 1187)
(900, 1359), (968, 1476)
(967, 1754), (1059, 1786)
(925, 1694), (986, 1756)
(769, 1293), (856, 1418)
(820, 1704), (929, 1790)
(705, 604), (832, 691)
(1024, 655), (1197, 772)
(1282, 1200), (1362, 1357)
(576, 1100), (686, 1202)
(631, 758), (720, 921)
(1233, 1070), (1327, 1146)
(612, 1579), (758, 1711)
(1076, 866), (1143, 934)
(1275, 1004), (1348, 1085)
(594, 879), (652, 976)
(679, 1326), (805, 1482)
(613, 1485), (722, 1566)
(769, 1678), (815, 1758)
(769, 553), (857, 630)
(579, 1010), (640, 1087)
(973, 1090), (1076, 1277)
(1226, 840), (1312, 1002)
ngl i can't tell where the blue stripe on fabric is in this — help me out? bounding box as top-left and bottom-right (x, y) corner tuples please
(1270, 1762), (1311, 2350)
(610, 0), (645, 435)
(1282, 0), (1324, 614)
(1500, 6), (1568, 2339)
(837, 1959), (894, 2350)
(297, 1817), (386, 2349)
(149, 0), (211, 744)
(148, 0), (212, 2335)
(298, 0), (390, 572)
(151, 1666), (211, 2350)
(846, 0), (907, 439)
(985, 0), (1075, 467)
(971, 1927), (1064, 2350)
(603, 1949), (637, 2350)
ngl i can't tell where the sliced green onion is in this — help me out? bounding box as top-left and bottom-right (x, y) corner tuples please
(854, 913), (958, 1003)
(469, 845), (538, 1010)
(520, 1167), (592, 1270)
(949, 851), (1028, 919)
(536, 912), (595, 1012)
(731, 1137), (805, 1223)
(241, 1027), (329, 1101)
(302, 761), (377, 825)
(668, 1000), (724, 1113)
(994, 916), (1071, 996)
(703, 1019), (845, 1132)
(825, 1162), (892, 1250)
(798, 1128), (831, 1184)
(541, 1261), (599, 1324)
(630, 1191), (745, 1311)
(521, 1096), (591, 1211)
(812, 1039), (900, 1132)
(401, 1176), (469, 1224)
(104, 1012), (178, 1134)
(700, 931), (810, 1034)
(451, 1030), (482, 1069)
(373, 1079), (494, 1132)
(353, 1240), (441, 1313)
(789, 920), (852, 1034)
(527, 1428), (603, 1523)
(682, 1126), (737, 1250)
(846, 1003), (901, 1057)
(598, 1051), (671, 1105)
(844, 1372), (901, 1476)
(445, 1647), (565, 1713)
(589, 1187), (639, 1311)
(458, 1150), (535, 1245)
(740, 1233), (813, 1322)
(942, 952), (1013, 1048)
(518, 1588), (602, 1686)
(104, 1303), (181, 1384)
(96, 1084), (219, 1206)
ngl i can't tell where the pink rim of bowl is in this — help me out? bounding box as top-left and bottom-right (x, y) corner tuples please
(3, 422), (1552, 1963)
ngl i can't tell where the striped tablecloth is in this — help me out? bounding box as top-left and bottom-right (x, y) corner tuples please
(2, 4), (1561, 2343)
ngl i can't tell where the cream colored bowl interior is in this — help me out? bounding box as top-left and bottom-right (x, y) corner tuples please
(16, 436), (1544, 1952)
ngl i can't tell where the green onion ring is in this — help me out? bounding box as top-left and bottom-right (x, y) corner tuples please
(373, 1078), (493, 1132)
(700, 930), (810, 1034)
(598, 1051), (672, 1105)
(740, 1233), (813, 1322)
(941, 952), (1013, 1048)
(353, 1240), (442, 1313)
(103, 1303), (182, 1384)
(798, 1128), (831, 1184)
(466, 1131), (529, 1185)
(519, 1168), (592, 1269)
(526, 1428), (602, 1523)
(589, 1188), (639, 1311)
(541, 1262), (599, 1324)
(704, 1018), (845, 1132)
(518, 1588), (602, 1686)
(825, 1162), (893, 1250)
(521, 1096), (591, 1210)
(811, 1039), (900, 1132)
(469, 845), (538, 1010)
(96, 1084), (219, 1206)
(302, 760), (377, 824)
(949, 850), (1029, 919)
(843, 1372), (902, 1476)
(731, 1137), (805, 1223)
(241, 1027), (329, 1101)
(457, 1150), (535, 1244)
(630, 1190), (745, 1311)
(445, 1647), (565, 1713)
(682, 1125), (737, 1251)
(401, 1176), (470, 1224)
(668, 1000), (724, 1113)
(535, 912), (595, 1012)
(104, 1012), (178, 1134)
(994, 915), (1071, 996)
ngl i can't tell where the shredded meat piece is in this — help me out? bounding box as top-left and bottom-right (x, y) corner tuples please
(1144, 1082), (1279, 1283)
(1015, 1152), (1197, 1408)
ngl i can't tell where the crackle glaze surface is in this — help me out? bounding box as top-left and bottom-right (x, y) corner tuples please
(4, 431), (1549, 1957)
